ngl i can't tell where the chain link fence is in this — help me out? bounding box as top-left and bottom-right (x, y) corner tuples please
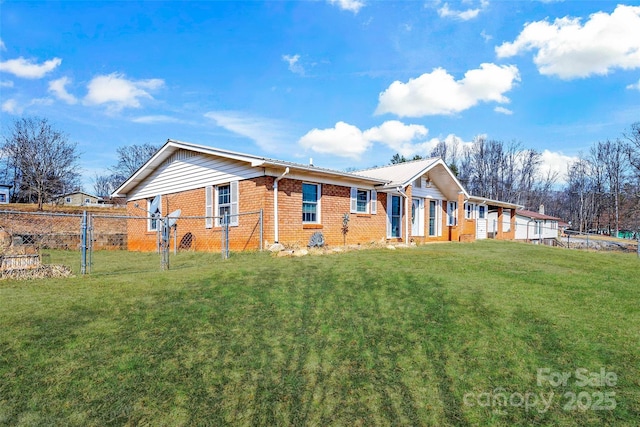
(0, 209), (263, 275)
(0, 208), (634, 277)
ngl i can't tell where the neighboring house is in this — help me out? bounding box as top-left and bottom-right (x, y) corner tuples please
(55, 191), (102, 206)
(113, 139), (520, 251)
(515, 208), (561, 244)
(0, 185), (11, 204)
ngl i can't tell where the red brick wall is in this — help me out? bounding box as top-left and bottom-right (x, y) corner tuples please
(126, 176), (398, 251)
(274, 179), (387, 247)
(127, 180), (268, 252)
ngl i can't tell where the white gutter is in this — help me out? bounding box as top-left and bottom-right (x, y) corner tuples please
(397, 187), (409, 243)
(273, 167), (289, 243)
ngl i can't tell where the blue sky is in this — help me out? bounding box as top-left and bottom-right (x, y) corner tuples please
(1, 0), (639, 190)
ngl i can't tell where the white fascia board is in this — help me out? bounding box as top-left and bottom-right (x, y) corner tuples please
(263, 167), (384, 189)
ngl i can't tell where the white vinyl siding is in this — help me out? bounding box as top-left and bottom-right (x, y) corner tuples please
(129, 152), (262, 201)
(412, 185), (445, 200)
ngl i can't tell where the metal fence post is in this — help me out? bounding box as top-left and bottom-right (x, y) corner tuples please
(88, 213), (93, 274)
(222, 212), (230, 259)
(80, 210), (87, 275)
(259, 208), (263, 251)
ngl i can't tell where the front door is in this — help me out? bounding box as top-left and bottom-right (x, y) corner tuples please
(411, 198), (424, 236)
(476, 205), (487, 239)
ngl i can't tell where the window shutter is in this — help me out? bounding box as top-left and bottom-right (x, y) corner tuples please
(370, 190), (377, 214)
(214, 186), (220, 227)
(230, 181), (239, 226)
(350, 187), (357, 213)
(205, 186), (213, 229)
(386, 193), (392, 237)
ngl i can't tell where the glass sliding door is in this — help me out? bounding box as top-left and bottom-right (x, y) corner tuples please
(429, 200), (438, 236)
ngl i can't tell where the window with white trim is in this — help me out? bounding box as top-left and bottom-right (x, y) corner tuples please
(148, 199), (161, 231)
(447, 201), (457, 226)
(302, 183), (321, 223)
(478, 205), (486, 219)
(350, 187), (377, 214)
(215, 181), (239, 227)
(465, 203), (474, 219)
(65, 197), (72, 203)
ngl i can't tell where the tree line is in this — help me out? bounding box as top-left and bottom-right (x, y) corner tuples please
(0, 116), (158, 210)
(391, 122), (640, 235)
(2, 115), (639, 234)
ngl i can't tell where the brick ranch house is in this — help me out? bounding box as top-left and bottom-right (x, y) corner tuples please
(113, 139), (519, 251)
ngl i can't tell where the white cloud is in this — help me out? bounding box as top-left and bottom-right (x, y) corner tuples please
(282, 54), (304, 75)
(363, 120), (436, 157)
(84, 73), (164, 111)
(0, 80), (13, 88)
(328, 0), (364, 13)
(30, 97), (54, 107)
(299, 121), (371, 159)
(627, 78), (640, 91)
(438, 0), (488, 21)
(494, 106), (513, 115)
(496, 5), (640, 79)
(48, 76), (78, 104)
(0, 39), (5, 51)
(480, 30), (492, 42)
(540, 149), (578, 182)
(375, 63), (520, 117)
(298, 120), (470, 159)
(205, 111), (292, 152)
(1, 99), (19, 114)
(0, 57), (62, 79)
(131, 115), (184, 124)
(1, 97), (55, 115)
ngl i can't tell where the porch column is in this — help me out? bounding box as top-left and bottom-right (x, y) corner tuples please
(510, 210), (516, 239)
(497, 207), (504, 239)
(457, 192), (465, 241)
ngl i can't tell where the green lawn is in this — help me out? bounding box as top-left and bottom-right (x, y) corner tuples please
(1, 241), (638, 426)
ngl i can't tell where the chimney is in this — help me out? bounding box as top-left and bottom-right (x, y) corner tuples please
(539, 204), (545, 215)
(309, 157), (314, 166)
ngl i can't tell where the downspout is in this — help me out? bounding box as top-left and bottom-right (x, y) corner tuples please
(397, 187), (409, 243)
(273, 167), (289, 243)
(527, 218), (535, 242)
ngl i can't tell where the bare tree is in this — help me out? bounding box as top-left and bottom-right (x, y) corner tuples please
(592, 139), (628, 236)
(2, 117), (80, 210)
(109, 143), (159, 187)
(624, 122), (640, 180)
(93, 174), (117, 198)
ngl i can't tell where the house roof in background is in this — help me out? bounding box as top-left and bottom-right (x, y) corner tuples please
(56, 191), (101, 199)
(517, 209), (562, 221)
(468, 196), (522, 209)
